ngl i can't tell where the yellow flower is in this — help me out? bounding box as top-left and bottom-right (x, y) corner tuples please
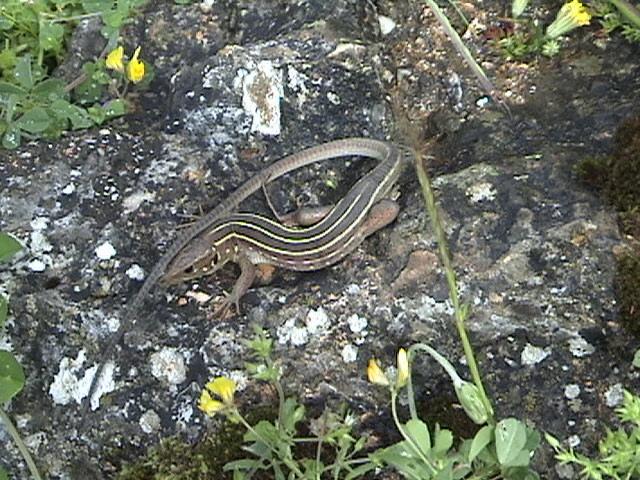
(198, 389), (226, 416)
(546, 0), (591, 39)
(367, 359), (390, 386)
(127, 46), (145, 83)
(198, 376), (237, 417)
(396, 348), (409, 388)
(206, 376), (236, 405)
(105, 46), (124, 72)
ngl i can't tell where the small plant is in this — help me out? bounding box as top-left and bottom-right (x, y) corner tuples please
(0, 232), (42, 480)
(591, 0), (640, 43)
(0, 0), (150, 148)
(496, 0), (592, 58)
(199, 326), (375, 479)
(546, 350), (640, 479)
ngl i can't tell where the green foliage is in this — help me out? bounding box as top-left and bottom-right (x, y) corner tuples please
(499, 0), (592, 58)
(0, 350), (25, 403)
(547, 389), (640, 479)
(592, 0), (640, 42)
(221, 331), (373, 480)
(206, 325), (541, 480)
(0, 231), (41, 480)
(0, 0), (150, 149)
(0, 233), (21, 328)
(0, 232), (22, 263)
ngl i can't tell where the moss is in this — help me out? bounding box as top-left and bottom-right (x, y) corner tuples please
(615, 248), (640, 338)
(610, 114), (640, 338)
(608, 113), (640, 212)
(576, 112), (640, 338)
(118, 406), (277, 480)
(574, 155), (611, 192)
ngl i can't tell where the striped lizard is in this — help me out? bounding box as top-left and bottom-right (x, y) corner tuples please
(82, 138), (405, 420)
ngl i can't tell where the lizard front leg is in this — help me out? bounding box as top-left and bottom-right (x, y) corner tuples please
(213, 253), (258, 319)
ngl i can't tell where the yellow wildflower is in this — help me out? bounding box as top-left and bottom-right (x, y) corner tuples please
(105, 46), (124, 72)
(198, 389), (226, 416)
(127, 46), (145, 83)
(206, 376), (236, 405)
(367, 359), (390, 386)
(546, 0), (591, 39)
(198, 376), (237, 417)
(396, 348), (409, 388)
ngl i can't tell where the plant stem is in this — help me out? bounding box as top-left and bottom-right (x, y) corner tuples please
(237, 412), (305, 478)
(390, 389), (438, 476)
(422, 0), (509, 112)
(414, 152), (495, 424)
(0, 407), (42, 480)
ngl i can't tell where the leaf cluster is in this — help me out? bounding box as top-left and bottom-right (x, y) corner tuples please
(0, 0), (146, 149)
(361, 418), (540, 480)
(0, 233), (34, 480)
(591, 0), (640, 43)
(547, 388), (640, 479)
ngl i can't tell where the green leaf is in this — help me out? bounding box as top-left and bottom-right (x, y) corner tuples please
(13, 56), (34, 90)
(469, 425), (495, 462)
(633, 349), (640, 368)
(31, 78), (67, 102)
(0, 465), (7, 480)
(0, 233), (22, 261)
(0, 81), (27, 97)
(50, 99), (94, 129)
(0, 48), (18, 72)
(102, 99), (127, 118)
(0, 350), (25, 403)
(496, 418), (528, 466)
(39, 20), (65, 51)
(81, 0), (116, 13)
(502, 450), (532, 468)
(16, 107), (51, 133)
(433, 425), (453, 456)
(223, 459), (262, 471)
(102, 10), (126, 28)
(373, 442), (426, 478)
(544, 432), (561, 450)
(344, 462), (378, 480)
(0, 294), (6, 327)
(2, 126), (20, 149)
(404, 418), (431, 456)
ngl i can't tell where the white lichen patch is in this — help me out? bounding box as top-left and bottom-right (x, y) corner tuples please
(139, 410), (162, 434)
(126, 263), (145, 281)
(347, 314), (368, 334)
(27, 259), (46, 272)
(378, 15), (396, 35)
(150, 347), (187, 385)
(122, 190), (156, 214)
(341, 344), (358, 363)
(29, 218), (53, 254)
(286, 66), (310, 105)
(564, 383), (580, 399)
(415, 296), (454, 322)
(95, 241), (116, 260)
(277, 318), (309, 346)
(242, 60), (282, 135)
(604, 383), (624, 407)
(49, 350), (115, 411)
(520, 343), (551, 365)
(306, 308), (330, 334)
(61, 183), (76, 195)
(466, 181), (497, 203)
(568, 336), (595, 357)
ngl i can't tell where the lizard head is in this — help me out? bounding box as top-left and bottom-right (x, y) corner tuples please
(160, 236), (229, 285)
